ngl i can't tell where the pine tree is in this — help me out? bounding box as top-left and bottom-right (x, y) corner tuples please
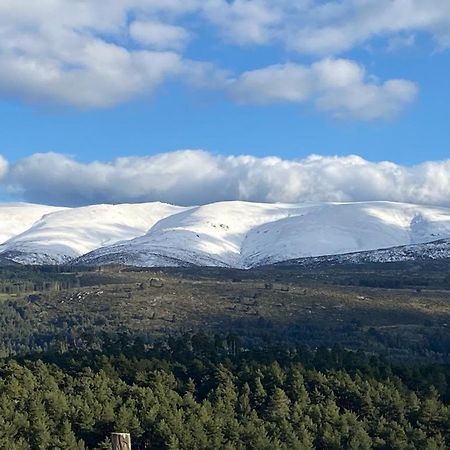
(56, 420), (83, 450)
(238, 383), (252, 418)
(253, 376), (267, 410)
(28, 399), (52, 450)
(114, 399), (142, 437)
(267, 388), (291, 422)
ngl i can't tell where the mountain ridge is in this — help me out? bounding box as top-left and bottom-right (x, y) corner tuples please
(0, 200), (449, 268)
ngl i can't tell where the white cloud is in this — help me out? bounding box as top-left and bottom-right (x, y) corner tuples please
(201, 0), (450, 55)
(200, 0), (281, 45)
(386, 34), (416, 52)
(231, 59), (418, 120)
(0, 0), (208, 108)
(130, 20), (191, 50)
(0, 0), (447, 114)
(0, 156), (8, 179)
(1, 151), (449, 208)
(281, 0), (450, 55)
(0, 43), (185, 108)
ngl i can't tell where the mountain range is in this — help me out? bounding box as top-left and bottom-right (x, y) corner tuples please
(0, 201), (449, 268)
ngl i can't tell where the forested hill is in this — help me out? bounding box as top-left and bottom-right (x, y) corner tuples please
(0, 264), (449, 449)
(1, 337), (450, 449)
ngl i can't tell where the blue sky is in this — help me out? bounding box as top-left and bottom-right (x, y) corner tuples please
(0, 0), (449, 206)
(1, 34), (449, 165)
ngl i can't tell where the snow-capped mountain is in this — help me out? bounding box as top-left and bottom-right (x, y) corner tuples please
(275, 239), (450, 267)
(0, 203), (66, 245)
(0, 200), (450, 267)
(77, 201), (305, 267)
(240, 202), (450, 267)
(76, 201), (450, 268)
(0, 202), (186, 264)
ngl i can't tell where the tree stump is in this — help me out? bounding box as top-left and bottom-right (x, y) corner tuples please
(111, 433), (131, 450)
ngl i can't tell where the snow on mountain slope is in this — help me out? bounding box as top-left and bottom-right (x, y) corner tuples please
(0, 202), (186, 264)
(77, 201), (306, 267)
(0, 203), (66, 245)
(241, 202), (450, 267)
(77, 201), (450, 268)
(276, 239), (450, 267)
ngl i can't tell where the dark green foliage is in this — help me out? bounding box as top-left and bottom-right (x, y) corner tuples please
(0, 338), (450, 449)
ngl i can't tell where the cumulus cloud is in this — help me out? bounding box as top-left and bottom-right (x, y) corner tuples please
(0, 45), (186, 108)
(0, 0), (443, 117)
(0, 0), (211, 108)
(129, 21), (191, 50)
(200, 0), (450, 55)
(280, 0), (450, 55)
(200, 0), (281, 45)
(0, 151), (449, 208)
(230, 59), (418, 120)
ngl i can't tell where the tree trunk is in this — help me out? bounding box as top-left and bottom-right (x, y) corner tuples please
(111, 433), (131, 450)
